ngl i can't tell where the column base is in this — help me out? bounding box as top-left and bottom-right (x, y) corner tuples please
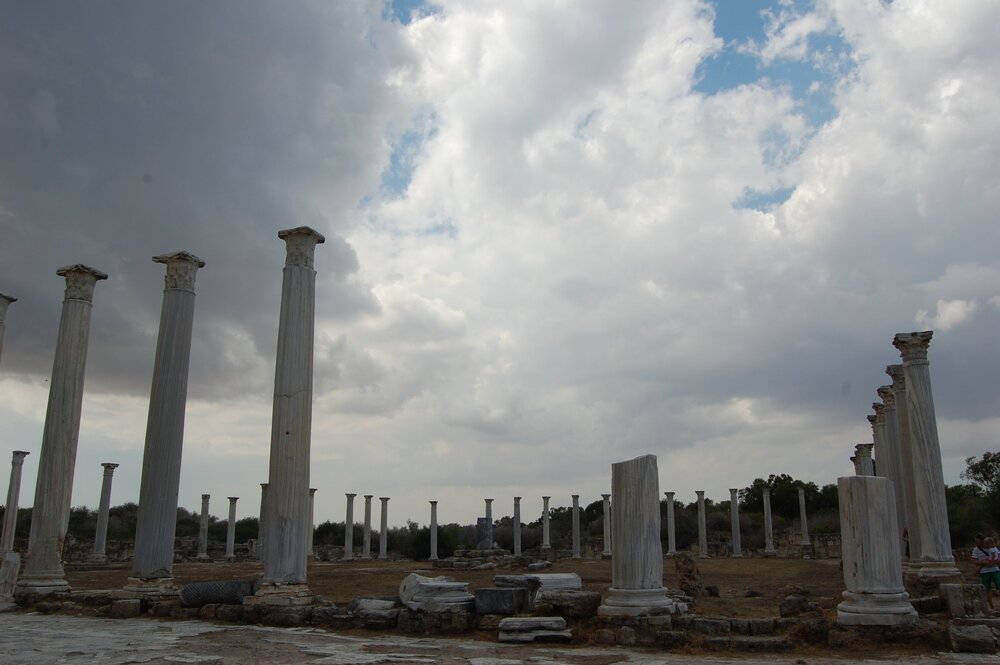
(731, 553), (743, 558)
(195, 554), (210, 561)
(116, 577), (179, 600)
(244, 583), (313, 607)
(598, 587), (676, 617)
(763, 549), (777, 557)
(428, 556), (438, 561)
(698, 553), (709, 559)
(87, 553), (108, 563)
(14, 566), (71, 601)
(837, 590), (917, 626)
(664, 551), (675, 558)
(800, 544), (814, 559)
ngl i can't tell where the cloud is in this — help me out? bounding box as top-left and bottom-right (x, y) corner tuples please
(915, 299), (979, 331)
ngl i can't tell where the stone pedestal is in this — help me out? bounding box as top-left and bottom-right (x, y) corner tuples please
(131, 253), (204, 592)
(429, 501), (438, 560)
(762, 488), (776, 556)
(0, 292), (16, 367)
(837, 475), (917, 626)
(798, 487), (812, 558)
(512, 497), (521, 557)
(91, 463), (119, 561)
(663, 491), (676, 557)
(18, 265), (107, 598)
(541, 496), (551, 550)
(571, 495), (581, 559)
(729, 488), (742, 557)
(378, 497), (389, 560)
(257, 483), (268, 562)
(855, 444), (875, 476)
(362, 495), (373, 559)
(344, 493), (356, 561)
(602, 494), (612, 557)
(224, 497), (238, 561)
(598, 455), (672, 617)
(1, 451), (29, 551)
(696, 491), (708, 558)
(196, 494), (211, 560)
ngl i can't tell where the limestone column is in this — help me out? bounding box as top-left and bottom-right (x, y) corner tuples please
(429, 501), (438, 561)
(257, 483), (268, 562)
(729, 488), (742, 557)
(798, 487), (811, 557)
(257, 227), (324, 600)
(343, 493), (355, 560)
(18, 265), (107, 596)
(837, 475), (917, 626)
(306, 488), (317, 560)
(197, 494), (211, 560)
(484, 498), (493, 549)
(1, 451), (29, 551)
(893, 332), (960, 581)
(91, 463), (119, 561)
(887, 364), (921, 567)
(541, 496), (551, 549)
(378, 497), (389, 560)
(762, 488), (776, 556)
(664, 491), (676, 556)
(696, 491), (708, 558)
(598, 455), (672, 616)
(128, 252), (204, 593)
(571, 494), (581, 559)
(602, 494), (612, 557)
(512, 497), (522, 557)
(362, 495), (373, 559)
(225, 497), (238, 561)
(855, 444), (874, 476)
(0, 293), (16, 367)
(877, 385), (908, 559)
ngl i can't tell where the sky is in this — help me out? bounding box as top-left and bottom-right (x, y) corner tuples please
(0, 0), (998, 528)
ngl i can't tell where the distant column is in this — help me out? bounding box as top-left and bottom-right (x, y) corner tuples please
(888, 364), (921, 568)
(571, 495), (581, 559)
(18, 264), (107, 596)
(602, 494), (612, 557)
(306, 488), (317, 560)
(362, 495), (373, 559)
(484, 498), (494, 549)
(855, 443), (875, 476)
(378, 497), (389, 560)
(878, 384), (909, 559)
(225, 497), (238, 561)
(0, 292), (16, 367)
(512, 497), (522, 557)
(729, 488), (742, 557)
(343, 493), (356, 560)
(664, 491), (676, 556)
(91, 463), (119, 561)
(798, 487), (811, 557)
(893, 332), (961, 582)
(762, 488), (776, 556)
(696, 491), (708, 558)
(541, 496), (551, 550)
(851, 454), (862, 475)
(429, 501), (438, 560)
(257, 483), (268, 562)
(129, 252), (204, 592)
(1, 451), (29, 551)
(196, 494), (211, 560)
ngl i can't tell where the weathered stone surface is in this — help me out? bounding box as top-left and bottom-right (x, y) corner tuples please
(150, 601), (176, 617)
(359, 608), (399, 629)
(170, 606), (201, 619)
(348, 597), (397, 613)
(533, 590), (600, 618)
(476, 614), (503, 630)
(399, 573), (473, 611)
(198, 604), (218, 620)
(475, 588), (530, 615)
(939, 584), (988, 618)
(617, 626), (637, 645)
(910, 594), (944, 613)
(792, 614), (830, 641)
(729, 618), (751, 634)
(493, 575), (542, 596)
(731, 636), (791, 651)
(692, 617), (730, 635)
(780, 594), (815, 617)
(215, 604), (244, 622)
(949, 622), (996, 653)
(527, 561), (552, 570)
(532, 573), (582, 593)
(657, 630), (688, 648)
(498, 629), (572, 643)
(110, 599), (142, 618)
(673, 552), (703, 597)
(748, 618), (776, 635)
(498, 616), (566, 631)
(0, 552), (20, 602)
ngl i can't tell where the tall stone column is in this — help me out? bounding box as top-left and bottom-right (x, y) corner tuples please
(762, 488), (776, 556)
(18, 265), (107, 597)
(512, 497), (521, 557)
(696, 491), (708, 558)
(378, 497), (389, 560)
(429, 501), (438, 561)
(598, 455), (672, 617)
(887, 364), (921, 567)
(602, 494), (612, 557)
(729, 488), (742, 557)
(91, 463), (119, 562)
(1, 451), (29, 551)
(343, 493), (356, 560)
(664, 491), (676, 556)
(255, 227), (324, 604)
(306, 488), (317, 560)
(484, 498), (494, 549)
(876, 386), (908, 557)
(0, 293), (16, 367)
(893, 332), (960, 582)
(798, 487), (811, 557)
(571, 494), (581, 559)
(851, 454), (862, 475)
(837, 475), (917, 626)
(362, 495), (373, 559)
(257, 483), (268, 562)
(541, 496), (551, 549)
(197, 494), (211, 560)
(855, 444), (874, 476)
(225, 497), (238, 561)
(128, 252), (204, 594)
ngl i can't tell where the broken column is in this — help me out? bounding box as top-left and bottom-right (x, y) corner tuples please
(855, 443), (875, 476)
(837, 475), (917, 626)
(541, 496), (551, 550)
(696, 491), (708, 558)
(798, 487), (811, 557)
(571, 494), (581, 559)
(379, 497), (389, 559)
(762, 488), (776, 556)
(0, 293), (15, 366)
(343, 493), (355, 561)
(602, 494), (612, 557)
(664, 491), (676, 556)
(17, 265), (107, 597)
(429, 500), (438, 560)
(225, 497), (238, 561)
(1, 451), (29, 602)
(197, 494), (210, 560)
(598, 454), (673, 616)
(91, 463), (119, 562)
(127, 252), (204, 596)
(257, 483), (268, 561)
(513, 497), (521, 556)
(729, 488), (742, 557)
(362, 495), (373, 559)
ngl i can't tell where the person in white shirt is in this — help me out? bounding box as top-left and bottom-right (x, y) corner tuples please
(972, 533), (1000, 612)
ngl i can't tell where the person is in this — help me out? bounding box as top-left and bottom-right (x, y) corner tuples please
(972, 533), (1000, 612)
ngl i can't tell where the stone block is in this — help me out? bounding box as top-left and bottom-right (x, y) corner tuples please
(748, 618), (776, 635)
(499, 616), (567, 631)
(910, 594), (944, 614)
(939, 584), (988, 618)
(692, 617), (729, 635)
(499, 629), (573, 643)
(779, 594), (815, 617)
(150, 601), (176, 617)
(657, 630), (687, 648)
(949, 622), (996, 653)
(475, 588), (530, 615)
(533, 590), (600, 618)
(198, 604), (218, 620)
(215, 604), (244, 622)
(399, 573), (473, 611)
(704, 636), (732, 650)
(476, 614), (503, 630)
(348, 597), (397, 613)
(617, 626), (637, 645)
(595, 628), (615, 644)
(110, 599), (142, 619)
(0, 552), (20, 600)
(532, 573), (582, 593)
(527, 561), (552, 570)
(360, 608), (399, 629)
(730, 636), (791, 652)
(730, 618), (751, 634)
(827, 627), (861, 648)
(170, 606), (201, 619)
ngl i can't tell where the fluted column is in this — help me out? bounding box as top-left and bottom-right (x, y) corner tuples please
(306, 488), (317, 560)
(851, 454), (862, 475)
(729, 488), (742, 557)
(696, 491), (708, 558)
(225, 497), (238, 561)
(0, 293), (16, 368)
(893, 332), (960, 581)
(484, 498), (493, 550)
(257, 483), (268, 562)
(378, 497), (389, 560)
(876, 386), (908, 557)
(1, 451), (29, 551)
(798, 487), (811, 557)
(512, 497), (521, 557)
(541, 496), (551, 549)
(18, 265), (107, 596)
(762, 488), (776, 556)
(887, 364), (921, 567)
(91, 463), (119, 561)
(429, 501), (438, 560)
(664, 492), (676, 556)
(602, 494), (612, 557)
(258, 227), (324, 598)
(197, 494), (211, 560)
(855, 444), (874, 476)
(343, 493), (356, 561)
(571, 495), (581, 559)
(362, 495), (373, 559)
(129, 252), (204, 591)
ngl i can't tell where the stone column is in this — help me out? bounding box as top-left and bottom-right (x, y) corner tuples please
(762, 488), (776, 556)
(571, 494), (581, 559)
(664, 491), (676, 556)
(128, 252), (204, 594)
(855, 443), (874, 476)
(197, 494), (211, 560)
(837, 475), (917, 626)
(0, 293), (16, 367)
(876, 386), (908, 558)
(602, 494), (612, 557)
(225, 497), (238, 561)
(91, 463), (119, 561)
(696, 491), (708, 558)
(378, 497), (389, 560)
(851, 454), (861, 475)
(1, 451), (29, 551)
(429, 501), (438, 561)
(729, 488), (742, 557)
(18, 264), (107, 597)
(512, 497), (521, 557)
(257, 483), (268, 562)
(893, 331), (961, 582)
(887, 364), (921, 568)
(598, 455), (672, 616)
(343, 493), (356, 561)
(484, 498), (494, 549)
(255, 227), (324, 603)
(306, 488), (317, 560)
(541, 496), (551, 549)
(362, 495), (373, 559)
(798, 487), (811, 557)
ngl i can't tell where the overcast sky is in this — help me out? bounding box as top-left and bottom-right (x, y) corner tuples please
(1, 0), (997, 528)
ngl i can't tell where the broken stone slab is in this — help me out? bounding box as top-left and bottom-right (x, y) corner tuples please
(949, 622), (997, 653)
(498, 616), (567, 631)
(494, 575), (542, 594)
(399, 573), (473, 609)
(533, 573), (582, 593)
(475, 588), (530, 615)
(939, 584), (988, 618)
(359, 608), (399, 629)
(533, 590), (601, 618)
(499, 629), (573, 643)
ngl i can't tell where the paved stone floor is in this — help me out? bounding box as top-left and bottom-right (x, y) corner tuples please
(2, 613), (1000, 665)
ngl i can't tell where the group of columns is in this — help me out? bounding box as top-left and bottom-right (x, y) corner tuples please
(338, 493), (390, 560)
(194, 494), (241, 561)
(684, 486), (810, 559)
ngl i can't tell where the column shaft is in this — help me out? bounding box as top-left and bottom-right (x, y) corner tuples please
(888, 364), (922, 565)
(762, 488), (776, 555)
(1, 452), (29, 551)
(197, 494), (210, 560)
(512, 497), (521, 557)
(798, 487), (811, 557)
(92, 463), (119, 559)
(0, 293), (16, 367)
(362, 495), (372, 559)
(696, 491), (708, 558)
(344, 494), (355, 560)
(225, 497), (238, 560)
(664, 492), (676, 556)
(257, 483), (268, 562)
(729, 488), (742, 557)
(306, 488), (316, 560)
(484, 498), (493, 550)
(571, 495), (581, 559)
(541, 496), (551, 549)
(876, 387), (908, 557)
(429, 501), (438, 560)
(602, 494), (612, 556)
(378, 497), (389, 559)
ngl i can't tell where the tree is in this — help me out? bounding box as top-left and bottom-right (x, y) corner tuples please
(962, 452), (1000, 496)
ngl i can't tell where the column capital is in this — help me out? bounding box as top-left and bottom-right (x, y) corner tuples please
(513, 496), (521, 502)
(885, 364), (906, 390)
(153, 251), (205, 292)
(876, 385), (895, 408)
(278, 226), (326, 269)
(762, 487), (771, 497)
(260, 482), (268, 489)
(871, 402), (886, 424)
(867, 414), (877, 430)
(696, 490), (705, 498)
(571, 494), (579, 500)
(542, 495), (550, 501)
(11, 450), (29, 465)
(664, 491), (674, 498)
(379, 496), (389, 502)
(364, 494), (373, 499)
(484, 498), (493, 503)
(56, 264), (108, 302)
(228, 496), (239, 502)
(201, 493), (211, 501)
(855, 443), (874, 458)
(346, 492), (356, 499)
(309, 488), (317, 495)
(603, 493), (611, 500)
(429, 500), (437, 505)
(101, 462), (120, 473)
(893, 331), (933, 363)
